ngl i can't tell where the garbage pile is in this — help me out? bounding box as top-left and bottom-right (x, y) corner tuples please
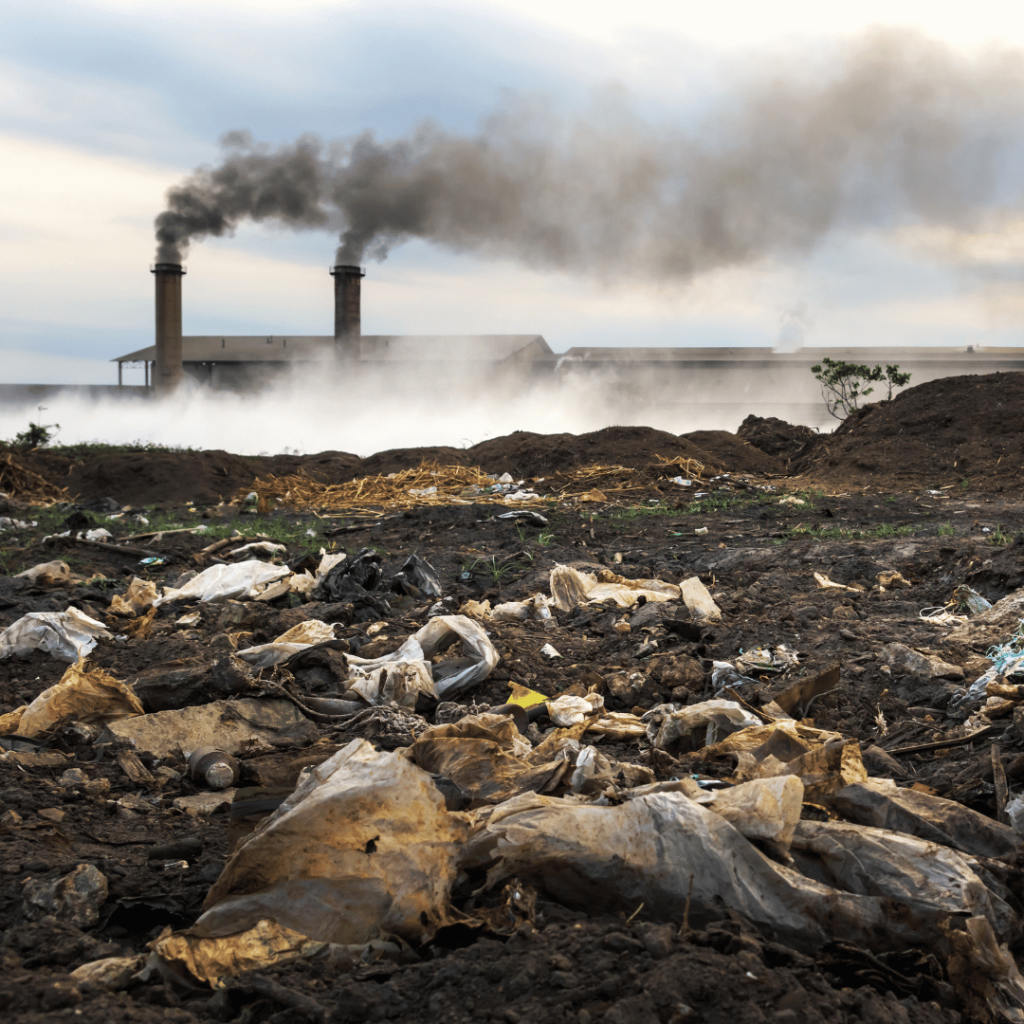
(6, 416), (1024, 1022)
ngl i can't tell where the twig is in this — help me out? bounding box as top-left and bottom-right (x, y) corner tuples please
(127, 526), (210, 540)
(886, 726), (995, 757)
(53, 536), (160, 559)
(680, 874), (695, 939)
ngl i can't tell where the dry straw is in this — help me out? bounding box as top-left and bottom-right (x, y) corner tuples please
(0, 452), (68, 504)
(245, 455), (708, 514)
(243, 461), (546, 514)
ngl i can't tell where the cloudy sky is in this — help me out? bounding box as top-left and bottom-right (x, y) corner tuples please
(6, 0), (1024, 385)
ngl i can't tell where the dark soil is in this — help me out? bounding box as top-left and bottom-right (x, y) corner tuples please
(4, 371), (1024, 1024)
(792, 371), (1024, 492)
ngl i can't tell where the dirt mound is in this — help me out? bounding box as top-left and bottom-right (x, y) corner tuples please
(252, 450), (363, 484)
(737, 415), (820, 462)
(468, 425), (714, 477)
(66, 449), (261, 507)
(359, 445), (470, 477)
(793, 371), (1024, 491)
(683, 430), (783, 475)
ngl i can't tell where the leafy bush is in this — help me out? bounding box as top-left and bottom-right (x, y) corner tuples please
(811, 359), (911, 419)
(12, 422), (59, 447)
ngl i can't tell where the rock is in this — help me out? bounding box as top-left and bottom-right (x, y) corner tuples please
(38, 978), (82, 1011)
(70, 955), (145, 991)
(23, 864), (108, 929)
(648, 654), (705, 694)
(173, 790), (236, 815)
(883, 643), (964, 680)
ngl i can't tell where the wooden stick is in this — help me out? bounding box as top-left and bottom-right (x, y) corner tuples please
(886, 726), (995, 757)
(53, 535), (160, 559)
(126, 526), (210, 540)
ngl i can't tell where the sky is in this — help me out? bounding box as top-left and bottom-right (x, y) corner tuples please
(6, 0), (1024, 385)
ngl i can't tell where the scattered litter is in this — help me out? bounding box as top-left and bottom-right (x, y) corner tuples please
(549, 564), (682, 611)
(813, 572), (862, 592)
(14, 560), (71, 585)
(540, 643), (562, 659)
(109, 577), (159, 616)
(506, 682), (548, 708)
(0, 660), (143, 738)
(187, 747), (241, 789)
(228, 541), (288, 558)
(0, 608), (112, 662)
(496, 510), (549, 526)
(101, 698), (319, 758)
(679, 576), (722, 623)
(156, 740), (467, 984)
(154, 559), (291, 606)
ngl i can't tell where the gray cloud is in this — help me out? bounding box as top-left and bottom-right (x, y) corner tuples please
(155, 30), (1024, 277)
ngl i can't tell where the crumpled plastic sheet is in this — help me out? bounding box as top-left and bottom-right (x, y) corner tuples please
(236, 620), (337, 668)
(547, 693), (604, 727)
(109, 577), (159, 617)
(14, 560), (71, 586)
(832, 778), (1024, 862)
(642, 699), (763, 751)
(156, 739), (469, 985)
(153, 560), (291, 606)
(0, 660), (143, 738)
(549, 565), (682, 611)
(345, 615), (498, 705)
(404, 712), (575, 804)
(0, 608), (112, 662)
(463, 786), (1019, 961)
(153, 737), (1024, 1015)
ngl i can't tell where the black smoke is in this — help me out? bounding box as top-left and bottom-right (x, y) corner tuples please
(155, 30), (1024, 277)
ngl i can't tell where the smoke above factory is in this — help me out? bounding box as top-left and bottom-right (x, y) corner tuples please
(155, 29), (1024, 277)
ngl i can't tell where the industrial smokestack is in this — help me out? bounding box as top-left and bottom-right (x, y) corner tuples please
(330, 264), (364, 356)
(152, 262), (185, 394)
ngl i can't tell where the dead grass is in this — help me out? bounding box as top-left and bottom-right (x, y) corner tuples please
(243, 461), (546, 514)
(0, 452), (68, 504)
(243, 456), (709, 513)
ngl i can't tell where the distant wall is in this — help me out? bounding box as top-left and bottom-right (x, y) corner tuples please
(0, 384), (152, 407)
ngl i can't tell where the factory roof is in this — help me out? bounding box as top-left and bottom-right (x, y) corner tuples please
(113, 334), (552, 364)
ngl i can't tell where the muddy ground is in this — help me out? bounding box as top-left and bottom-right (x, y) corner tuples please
(3, 372), (1024, 1023)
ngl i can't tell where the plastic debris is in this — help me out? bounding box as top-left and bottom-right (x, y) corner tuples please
(679, 576), (721, 623)
(153, 559), (291, 606)
(14, 560), (71, 585)
(642, 699), (763, 752)
(0, 608), (112, 662)
(109, 577), (159, 617)
(228, 541), (288, 558)
(0, 660), (143, 739)
(100, 698), (319, 758)
(155, 740), (468, 985)
(549, 565), (682, 611)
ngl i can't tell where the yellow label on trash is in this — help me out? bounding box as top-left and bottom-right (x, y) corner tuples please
(508, 682), (548, 708)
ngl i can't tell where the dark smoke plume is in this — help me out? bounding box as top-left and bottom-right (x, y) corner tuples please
(155, 30), (1024, 276)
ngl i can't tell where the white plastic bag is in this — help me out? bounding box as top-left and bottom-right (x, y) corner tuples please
(154, 560), (291, 606)
(0, 608), (112, 662)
